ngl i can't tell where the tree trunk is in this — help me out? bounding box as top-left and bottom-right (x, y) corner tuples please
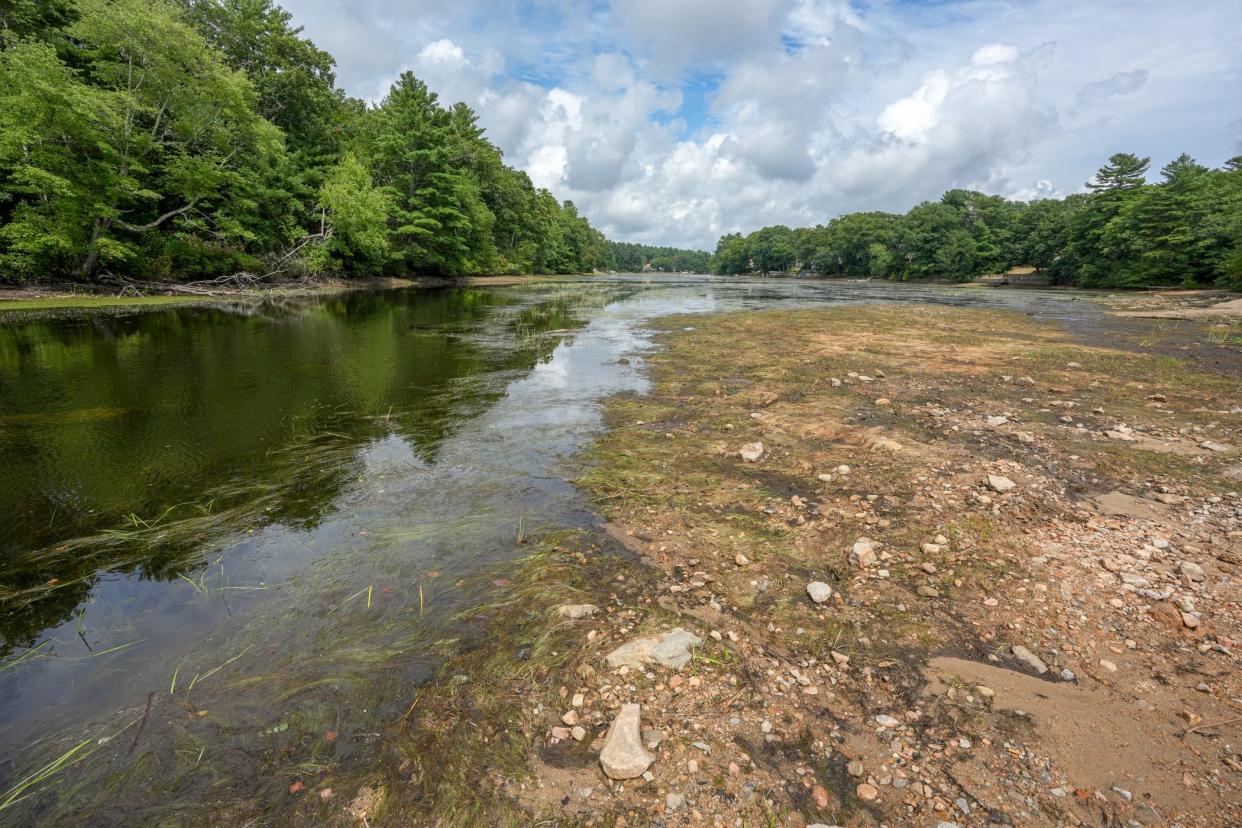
(81, 217), (110, 279)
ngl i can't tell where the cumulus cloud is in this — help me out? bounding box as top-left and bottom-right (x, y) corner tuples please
(277, 0), (1242, 249)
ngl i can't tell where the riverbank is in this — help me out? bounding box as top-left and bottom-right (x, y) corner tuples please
(360, 302), (1241, 826)
(0, 274), (583, 313)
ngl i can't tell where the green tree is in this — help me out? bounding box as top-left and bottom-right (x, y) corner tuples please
(309, 153), (390, 273)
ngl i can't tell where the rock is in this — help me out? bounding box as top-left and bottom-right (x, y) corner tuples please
(1154, 493), (1183, 505)
(812, 784), (829, 808)
(1182, 612), (1200, 630)
(846, 759), (864, 777)
(920, 562), (938, 574)
(1148, 601), (1184, 630)
(807, 581), (833, 603)
(1060, 669), (1076, 682)
(572, 692), (585, 707)
(571, 726), (586, 741)
(1016, 376), (1036, 386)
(665, 793), (686, 812)
(599, 704), (655, 780)
(874, 714), (900, 728)
(1067, 361), (1082, 369)
(1099, 659), (1117, 672)
(916, 585), (940, 598)
(987, 416), (1009, 427)
(1011, 645), (1048, 674)
(1199, 440), (1231, 452)
(738, 442), (765, 462)
(849, 537), (878, 568)
(734, 553), (750, 567)
(551, 726), (571, 740)
(606, 628), (703, 670)
(975, 685), (994, 698)
(558, 604), (600, 619)
(562, 710), (579, 726)
(642, 729), (664, 749)
(856, 783), (878, 801)
(836, 464), (851, 475)
(1179, 561), (1205, 582)
(987, 475), (1016, 493)
(1119, 572), (1150, 588)
(921, 543), (942, 554)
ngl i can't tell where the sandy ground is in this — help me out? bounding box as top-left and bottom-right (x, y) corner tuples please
(495, 304), (1237, 827)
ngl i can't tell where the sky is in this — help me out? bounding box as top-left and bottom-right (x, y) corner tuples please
(279, 0), (1242, 251)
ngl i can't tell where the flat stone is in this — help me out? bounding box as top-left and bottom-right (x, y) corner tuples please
(606, 628), (703, 670)
(1179, 561), (1205, 582)
(987, 416), (1009, 427)
(916, 585), (940, 598)
(874, 714), (900, 728)
(1011, 645), (1048, 674)
(557, 604), (600, 619)
(738, 442), (765, 462)
(987, 475), (1016, 493)
(807, 581), (833, 603)
(599, 703), (655, 780)
(665, 792), (686, 812)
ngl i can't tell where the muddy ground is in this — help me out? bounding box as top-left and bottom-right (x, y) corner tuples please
(295, 302), (1240, 827)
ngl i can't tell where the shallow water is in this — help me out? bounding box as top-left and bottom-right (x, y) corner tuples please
(0, 274), (1233, 822)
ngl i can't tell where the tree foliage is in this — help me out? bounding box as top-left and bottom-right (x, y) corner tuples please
(713, 152), (1242, 289)
(0, 0), (709, 284)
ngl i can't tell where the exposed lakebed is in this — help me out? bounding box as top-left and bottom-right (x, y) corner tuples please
(0, 275), (1235, 822)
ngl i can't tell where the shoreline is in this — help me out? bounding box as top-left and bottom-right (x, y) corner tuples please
(0, 273), (586, 313)
(361, 302), (1240, 826)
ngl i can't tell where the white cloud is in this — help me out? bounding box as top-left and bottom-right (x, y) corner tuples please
(277, 0), (1242, 249)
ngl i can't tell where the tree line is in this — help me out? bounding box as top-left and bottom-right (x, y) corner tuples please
(610, 242), (712, 273)
(0, 0), (706, 284)
(712, 153), (1242, 290)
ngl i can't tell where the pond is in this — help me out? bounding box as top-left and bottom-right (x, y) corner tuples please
(0, 275), (1231, 822)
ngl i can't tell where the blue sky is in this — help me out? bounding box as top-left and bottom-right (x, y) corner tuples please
(280, 0), (1242, 250)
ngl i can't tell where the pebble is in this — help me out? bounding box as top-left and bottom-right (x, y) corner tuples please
(1060, 669), (1076, 682)
(1099, 659), (1117, 672)
(856, 783), (878, 801)
(665, 793), (686, 812)
(850, 537), (878, 567)
(605, 628), (703, 669)
(917, 585), (940, 598)
(738, 442), (765, 462)
(874, 714), (900, 728)
(735, 553), (750, 567)
(571, 726), (586, 741)
(812, 784), (829, 808)
(1179, 561), (1205, 582)
(987, 474), (1017, 493)
(599, 703), (655, 780)
(846, 759), (864, 777)
(987, 416), (1009, 427)
(921, 562), (938, 574)
(1011, 645), (1048, 674)
(557, 604), (599, 619)
(807, 581), (833, 603)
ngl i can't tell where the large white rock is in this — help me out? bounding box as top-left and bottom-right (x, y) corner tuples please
(806, 582), (833, 603)
(605, 628), (702, 670)
(738, 442), (765, 462)
(987, 475), (1016, 493)
(600, 703), (655, 780)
